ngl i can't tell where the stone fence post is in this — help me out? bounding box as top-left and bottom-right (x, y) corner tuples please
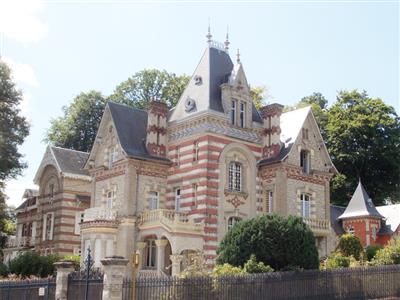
(54, 261), (74, 300)
(101, 256), (129, 300)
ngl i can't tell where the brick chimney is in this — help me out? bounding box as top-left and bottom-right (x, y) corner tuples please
(146, 100), (168, 157)
(260, 103), (283, 159)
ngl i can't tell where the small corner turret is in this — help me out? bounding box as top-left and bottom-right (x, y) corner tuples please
(260, 103), (284, 159)
(146, 99), (168, 157)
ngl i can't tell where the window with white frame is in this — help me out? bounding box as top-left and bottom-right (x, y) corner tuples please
(149, 191), (159, 210)
(106, 189), (115, 209)
(266, 190), (273, 213)
(108, 146), (117, 169)
(228, 216), (242, 230)
(75, 212), (85, 235)
(42, 212), (54, 241)
(300, 150), (311, 174)
(239, 102), (245, 128)
(175, 188), (181, 211)
(228, 162), (242, 192)
(230, 100), (236, 125)
(144, 239), (157, 268)
(300, 193), (311, 218)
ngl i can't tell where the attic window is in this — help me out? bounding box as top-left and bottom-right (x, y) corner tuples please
(300, 150), (311, 174)
(302, 128), (309, 140)
(230, 100), (236, 125)
(194, 75), (202, 86)
(109, 125), (113, 133)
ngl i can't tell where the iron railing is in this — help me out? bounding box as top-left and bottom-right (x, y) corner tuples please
(0, 278), (55, 300)
(123, 264), (400, 300)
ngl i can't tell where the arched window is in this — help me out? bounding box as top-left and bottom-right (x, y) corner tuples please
(228, 216), (242, 230)
(228, 162), (242, 192)
(347, 226), (355, 235)
(144, 239), (157, 269)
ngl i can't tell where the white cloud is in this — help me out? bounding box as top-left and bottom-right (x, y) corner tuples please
(2, 57), (39, 87)
(4, 180), (38, 208)
(0, 0), (48, 44)
(20, 92), (32, 114)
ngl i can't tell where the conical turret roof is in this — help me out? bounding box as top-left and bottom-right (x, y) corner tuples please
(338, 180), (383, 219)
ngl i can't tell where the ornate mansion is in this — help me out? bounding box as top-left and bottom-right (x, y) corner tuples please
(80, 35), (337, 277)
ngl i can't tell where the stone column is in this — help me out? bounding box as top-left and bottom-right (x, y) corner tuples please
(54, 261), (74, 300)
(101, 256), (129, 300)
(136, 242), (146, 271)
(155, 239), (168, 275)
(169, 254), (183, 277)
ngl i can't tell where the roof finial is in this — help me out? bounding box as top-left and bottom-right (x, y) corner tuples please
(206, 19), (212, 45)
(236, 49), (241, 64)
(224, 26), (230, 52)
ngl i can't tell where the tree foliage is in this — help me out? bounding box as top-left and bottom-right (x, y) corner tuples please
(336, 233), (364, 260)
(370, 239), (400, 266)
(326, 90), (400, 205)
(46, 91), (107, 152)
(217, 214), (319, 270)
(108, 69), (189, 109)
(250, 86), (271, 110)
(0, 60), (30, 181)
(7, 252), (60, 278)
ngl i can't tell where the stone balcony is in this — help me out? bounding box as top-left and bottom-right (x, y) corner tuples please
(303, 217), (331, 236)
(5, 236), (34, 249)
(138, 209), (204, 235)
(81, 207), (119, 230)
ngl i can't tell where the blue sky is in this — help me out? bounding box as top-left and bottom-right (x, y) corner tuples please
(1, 0), (398, 207)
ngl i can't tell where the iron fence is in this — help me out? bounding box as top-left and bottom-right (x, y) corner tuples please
(124, 264), (400, 300)
(0, 277), (55, 300)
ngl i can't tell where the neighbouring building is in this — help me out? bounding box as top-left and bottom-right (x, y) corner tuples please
(3, 146), (92, 262)
(332, 180), (400, 247)
(80, 33), (337, 277)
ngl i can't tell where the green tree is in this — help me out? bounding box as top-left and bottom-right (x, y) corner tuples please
(46, 91), (107, 152)
(217, 214), (319, 270)
(0, 60), (30, 181)
(326, 90), (400, 205)
(336, 233), (364, 260)
(250, 86), (271, 110)
(108, 69), (189, 108)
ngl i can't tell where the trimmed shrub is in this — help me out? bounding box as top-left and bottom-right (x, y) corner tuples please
(365, 245), (383, 261)
(217, 214), (319, 270)
(213, 263), (244, 277)
(8, 252), (60, 278)
(336, 234), (364, 260)
(371, 239), (400, 266)
(324, 252), (350, 269)
(62, 255), (81, 270)
(243, 254), (274, 274)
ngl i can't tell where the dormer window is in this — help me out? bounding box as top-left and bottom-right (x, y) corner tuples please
(300, 150), (311, 174)
(239, 102), (245, 128)
(228, 162), (242, 192)
(230, 100), (236, 125)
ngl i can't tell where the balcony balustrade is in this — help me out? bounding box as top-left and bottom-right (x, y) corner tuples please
(303, 217), (331, 236)
(138, 209), (204, 235)
(5, 236), (34, 249)
(83, 207), (117, 222)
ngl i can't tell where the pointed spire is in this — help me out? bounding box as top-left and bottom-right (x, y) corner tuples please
(206, 19), (212, 45)
(236, 49), (241, 64)
(224, 26), (230, 52)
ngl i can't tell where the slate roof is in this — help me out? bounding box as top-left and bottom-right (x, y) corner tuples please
(330, 205), (346, 235)
(338, 180), (383, 219)
(258, 106), (311, 166)
(51, 146), (90, 176)
(16, 189), (39, 211)
(108, 102), (170, 163)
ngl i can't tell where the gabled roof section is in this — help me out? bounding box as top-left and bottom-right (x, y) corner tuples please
(330, 205), (346, 235)
(107, 102), (170, 162)
(258, 106), (310, 165)
(338, 180), (384, 219)
(34, 146), (90, 184)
